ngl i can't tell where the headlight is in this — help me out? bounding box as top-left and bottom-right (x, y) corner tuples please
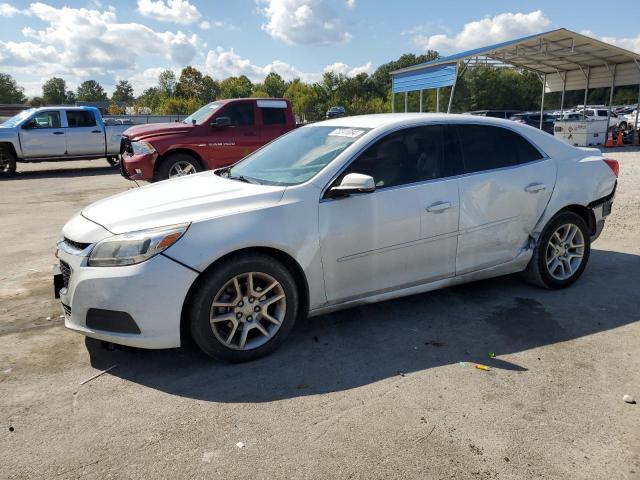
(87, 224), (189, 267)
(131, 141), (155, 155)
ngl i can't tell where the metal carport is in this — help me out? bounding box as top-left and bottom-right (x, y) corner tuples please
(390, 28), (640, 132)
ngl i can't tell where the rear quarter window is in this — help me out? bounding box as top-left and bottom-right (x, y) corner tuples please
(261, 107), (286, 125)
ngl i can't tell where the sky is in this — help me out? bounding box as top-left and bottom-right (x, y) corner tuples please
(0, 0), (639, 97)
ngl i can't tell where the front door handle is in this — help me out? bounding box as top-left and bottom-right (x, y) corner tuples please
(52, 131), (64, 135)
(91, 130), (102, 134)
(426, 201), (452, 213)
(525, 183), (546, 193)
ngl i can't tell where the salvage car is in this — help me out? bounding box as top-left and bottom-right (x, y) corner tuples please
(120, 98), (296, 182)
(55, 114), (618, 362)
(0, 106), (128, 178)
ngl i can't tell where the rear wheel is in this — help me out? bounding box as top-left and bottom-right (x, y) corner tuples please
(189, 253), (299, 362)
(156, 153), (202, 181)
(619, 121), (628, 131)
(524, 211), (591, 289)
(106, 156), (120, 167)
(0, 149), (16, 178)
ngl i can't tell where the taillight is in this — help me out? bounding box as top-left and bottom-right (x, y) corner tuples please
(603, 158), (619, 177)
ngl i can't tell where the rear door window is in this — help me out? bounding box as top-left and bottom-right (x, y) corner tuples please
(261, 107), (286, 125)
(454, 125), (543, 173)
(66, 110), (96, 127)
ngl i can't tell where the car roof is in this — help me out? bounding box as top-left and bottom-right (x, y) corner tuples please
(314, 113), (528, 130)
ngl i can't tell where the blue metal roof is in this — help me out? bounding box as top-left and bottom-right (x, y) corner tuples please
(392, 63), (457, 93)
(391, 29), (561, 76)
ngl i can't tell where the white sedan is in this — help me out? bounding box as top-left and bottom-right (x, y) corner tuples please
(55, 114), (618, 362)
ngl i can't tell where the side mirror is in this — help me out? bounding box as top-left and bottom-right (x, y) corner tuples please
(328, 173), (375, 197)
(211, 116), (231, 128)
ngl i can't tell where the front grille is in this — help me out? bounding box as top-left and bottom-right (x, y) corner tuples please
(59, 260), (72, 289)
(63, 237), (91, 251)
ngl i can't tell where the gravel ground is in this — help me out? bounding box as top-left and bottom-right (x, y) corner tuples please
(1, 152), (639, 479)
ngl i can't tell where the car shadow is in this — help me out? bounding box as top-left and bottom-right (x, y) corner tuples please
(8, 165), (119, 180)
(86, 248), (640, 403)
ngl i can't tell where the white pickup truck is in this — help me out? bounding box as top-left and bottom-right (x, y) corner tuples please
(0, 106), (129, 178)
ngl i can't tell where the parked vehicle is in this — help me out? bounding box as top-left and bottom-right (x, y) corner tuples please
(581, 107), (627, 130)
(326, 106), (346, 119)
(509, 112), (556, 134)
(120, 98), (296, 182)
(0, 106), (128, 178)
(55, 114), (618, 362)
(466, 110), (521, 119)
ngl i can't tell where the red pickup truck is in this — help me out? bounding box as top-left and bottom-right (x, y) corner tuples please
(120, 98), (296, 181)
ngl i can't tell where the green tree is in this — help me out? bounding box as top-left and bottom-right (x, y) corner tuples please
(175, 66), (219, 104)
(0, 73), (26, 103)
(76, 80), (108, 101)
(111, 80), (135, 103)
(158, 70), (176, 97)
(263, 72), (286, 98)
(284, 79), (319, 122)
(42, 77), (69, 105)
(66, 90), (77, 104)
(157, 96), (200, 115)
(219, 75), (253, 99)
(136, 87), (162, 113)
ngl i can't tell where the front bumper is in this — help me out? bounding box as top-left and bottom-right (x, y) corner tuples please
(56, 244), (198, 349)
(120, 152), (157, 181)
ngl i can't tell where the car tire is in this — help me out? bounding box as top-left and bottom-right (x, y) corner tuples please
(0, 148), (17, 178)
(156, 153), (202, 181)
(523, 211), (591, 289)
(189, 253), (299, 362)
(619, 121), (627, 131)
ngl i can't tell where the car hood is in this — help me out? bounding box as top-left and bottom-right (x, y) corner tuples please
(124, 122), (192, 141)
(82, 171), (286, 234)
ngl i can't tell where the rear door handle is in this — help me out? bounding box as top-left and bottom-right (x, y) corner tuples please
(525, 183), (546, 193)
(426, 201), (452, 213)
(52, 131), (64, 135)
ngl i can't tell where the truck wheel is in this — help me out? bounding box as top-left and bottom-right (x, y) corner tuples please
(618, 121), (627, 131)
(189, 253), (299, 362)
(156, 153), (202, 181)
(523, 211), (591, 289)
(0, 149), (17, 178)
(106, 156), (120, 167)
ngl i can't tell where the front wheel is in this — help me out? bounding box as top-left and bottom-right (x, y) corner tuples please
(156, 153), (202, 181)
(189, 253), (299, 362)
(523, 211), (591, 289)
(0, 149), (17, 178)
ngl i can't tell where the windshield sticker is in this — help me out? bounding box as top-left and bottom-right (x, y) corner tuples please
(328, 128), (365, 138)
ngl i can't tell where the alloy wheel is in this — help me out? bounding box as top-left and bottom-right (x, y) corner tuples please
(209, 272), (286, 350)
(168, 161), (197, 178)
(545, 223), (585, 281)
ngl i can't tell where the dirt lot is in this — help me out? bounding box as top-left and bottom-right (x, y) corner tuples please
(1, 153), (639, 479)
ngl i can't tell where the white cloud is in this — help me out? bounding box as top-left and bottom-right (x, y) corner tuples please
(346, 0), (355, 9)
(324, 61), (372, 76)
(413, 11), (553, 53)
(0, 2), (200, 73)
(137, 0), (201, 25)
(581, 30), (640, 54)
(0, 2), (21, 16)
(259, 0), (352, 46)
(128, 67), (177, 95)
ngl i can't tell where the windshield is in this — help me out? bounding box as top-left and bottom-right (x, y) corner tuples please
(1, 109), (34, 128)
(182, 101), (223, 125)
(227, 126), (369, 186)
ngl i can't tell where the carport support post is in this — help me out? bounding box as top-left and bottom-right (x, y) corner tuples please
(436, 88), (440, 113)
(582, 67), (591, 119)
(419, 89), (423, 112)
(447, 64), (459, 113)
(404, 91), (408, 112)
(539, 73), (546, 130)
(391, 92), (395, 113)
(606, 64), (617, 133)
(559, 72), (566, 117)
